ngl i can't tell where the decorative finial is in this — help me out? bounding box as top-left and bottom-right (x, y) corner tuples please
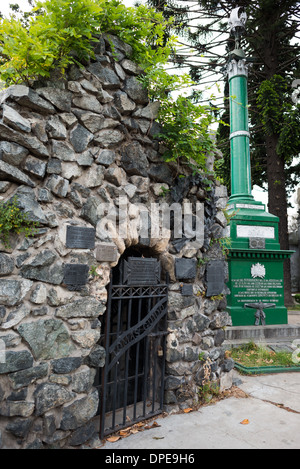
(227, 7), (248, 68)
(228, 7), (247, 39)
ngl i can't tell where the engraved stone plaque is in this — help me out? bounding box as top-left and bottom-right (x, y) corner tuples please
(236, 225), (275, 239)
(123, 257), (161, 285)
(96, 243), (118, 262)
(175, 258), (197, 281)
(180, 284), (194, 296)
(66, 225), (95, 249)
(249, 237), (266, 249)
(205, 260), (225, 297)
(236, 204), (265, 211)
(63, 264), (89, 291)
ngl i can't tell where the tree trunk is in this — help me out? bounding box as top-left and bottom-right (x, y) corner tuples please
(265, 134), (294, 305)
(261, 12), (294, 307)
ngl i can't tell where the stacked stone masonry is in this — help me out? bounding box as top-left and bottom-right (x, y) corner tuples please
(0, 34), (232, 449)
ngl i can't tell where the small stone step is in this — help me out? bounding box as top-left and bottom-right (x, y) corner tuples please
(225, 324), (300, 341)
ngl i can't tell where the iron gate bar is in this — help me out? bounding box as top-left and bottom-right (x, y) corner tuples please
(102, 410), (163, 438)
(110, 285), (168, 299)
(110, 294), (120, 430)
(133, 296), (142, 421)
(107, 296), (168, 373)
(142, 332), (150, 417)
(100, 275), (113, 439)
(99, 271), (169, 439)
(122, 296), (132, 426)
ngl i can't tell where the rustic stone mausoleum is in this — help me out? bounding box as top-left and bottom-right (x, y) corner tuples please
(0, 34), (232, 449)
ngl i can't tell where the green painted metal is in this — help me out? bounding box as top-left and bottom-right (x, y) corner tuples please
(234, 362), (300, 375)
(225, 59), (293, 326)
(224, 10), (294, 327)
(226, 251), (289, 326)
(229, 75), (252, 201)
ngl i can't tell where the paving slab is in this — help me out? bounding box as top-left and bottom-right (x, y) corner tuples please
(234, 371), (300, 412)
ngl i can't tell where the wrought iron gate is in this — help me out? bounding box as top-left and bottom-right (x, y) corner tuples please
(98, 257), (168, 439)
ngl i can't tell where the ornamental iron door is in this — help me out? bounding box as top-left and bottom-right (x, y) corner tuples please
(97, 257), (168, 439)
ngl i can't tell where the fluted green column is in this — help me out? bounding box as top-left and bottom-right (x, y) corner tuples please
(227, 59), (254, 204)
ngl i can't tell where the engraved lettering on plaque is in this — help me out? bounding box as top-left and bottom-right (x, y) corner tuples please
(66, 226), (95, 249)
(123, 257), (161, 285)
(95, 244), (118, 262)
(232, 278), (283, 303)
(236, 204), (265, 211)
(63, 264), (89, 291)
(205, 260), (225, 297)
(175, 258), (197, 281)
(236, 225), (275, 239)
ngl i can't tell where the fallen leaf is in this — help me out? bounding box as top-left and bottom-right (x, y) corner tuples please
(240, 419), (249, 425)
(144, 421), (161, 430)
(106, 436), (121, 442)
(183, 408), (193, 413)
(151, 421), (160, 428)
(119, 430), (130, 437)
(153, 437), (165, 440)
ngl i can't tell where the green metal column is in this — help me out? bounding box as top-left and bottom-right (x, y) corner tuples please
(228, 61), (253, 204)
(229, 73), (252, 201)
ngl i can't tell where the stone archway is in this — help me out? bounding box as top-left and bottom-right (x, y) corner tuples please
(93, 244), (169, 438)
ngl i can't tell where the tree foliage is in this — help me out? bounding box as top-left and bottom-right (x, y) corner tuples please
(139, 69), (221, 172)
(0, 0), (222, 175)
(0, 0), (176, 85)
(144, 0), (300, 303)
(145, 0), (300, 195)
(157, 94), (219, 171)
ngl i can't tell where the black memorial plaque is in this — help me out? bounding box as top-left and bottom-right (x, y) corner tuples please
(175, 258), (197, 281)
(180, 284), (194, 296)
(123, 257), (161, 285)
(205, 260), (225, 297)
(96, 244), (118, 262)
(63, 264), (89, 291)
(66, 226), (95, 249)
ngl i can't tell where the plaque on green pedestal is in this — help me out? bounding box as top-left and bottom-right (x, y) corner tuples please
(226, 252), (290, 326)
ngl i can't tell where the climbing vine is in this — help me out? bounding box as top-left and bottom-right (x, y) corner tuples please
(0, 196), (39, 248)
(0, 0), (175, 85)
(0, 0), (222, 174)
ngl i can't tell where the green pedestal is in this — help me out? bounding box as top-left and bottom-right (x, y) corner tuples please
(225, 58), (293, 326)
(225, 204), (292, 326)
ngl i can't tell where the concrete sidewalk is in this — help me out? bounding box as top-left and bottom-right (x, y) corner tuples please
(98, 371), (300, 450)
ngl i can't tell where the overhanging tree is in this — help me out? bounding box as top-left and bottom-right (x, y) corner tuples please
(146, 0), (300, 303)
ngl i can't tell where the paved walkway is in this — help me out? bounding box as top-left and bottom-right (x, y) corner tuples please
(97, 371), (300, 450)
(93, 312), (300, 450)
(288, 311), (300, 325)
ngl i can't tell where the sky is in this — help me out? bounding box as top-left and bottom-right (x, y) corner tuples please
(0, 0), (298, 222)
(1, 0), (32, 17)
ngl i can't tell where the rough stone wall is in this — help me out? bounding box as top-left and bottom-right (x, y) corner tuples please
(0, 34), (232, 449)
